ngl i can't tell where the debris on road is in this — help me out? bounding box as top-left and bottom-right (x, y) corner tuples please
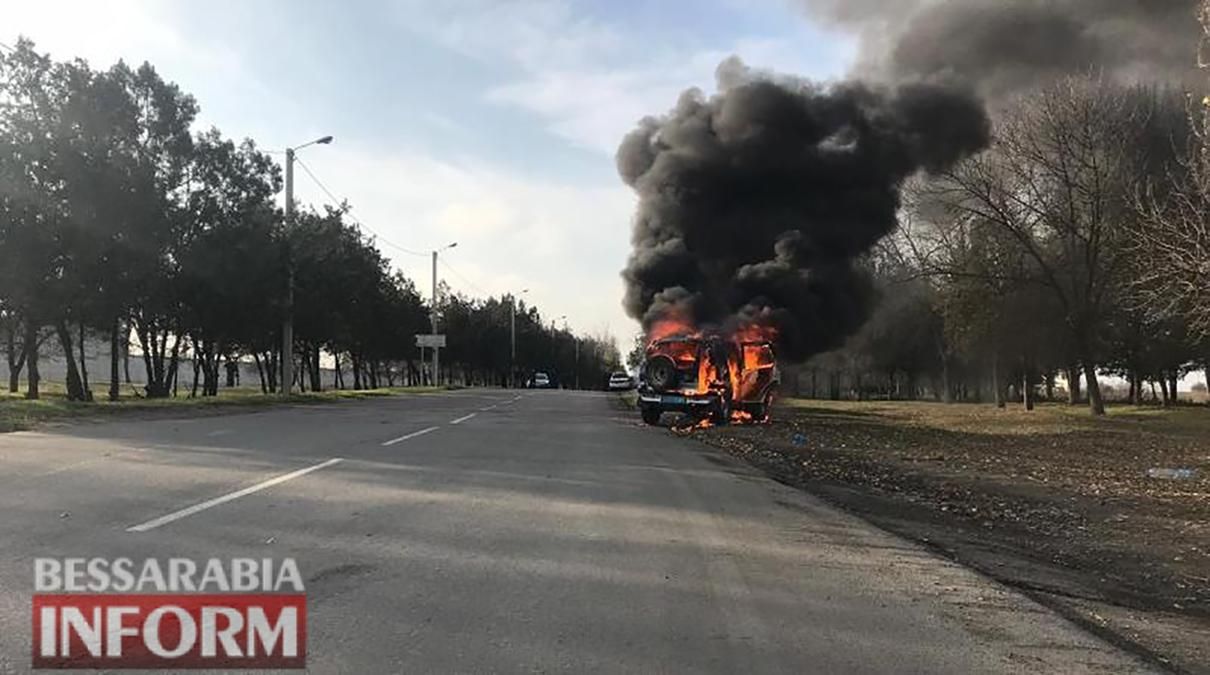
(1146, 467), (1198, 480)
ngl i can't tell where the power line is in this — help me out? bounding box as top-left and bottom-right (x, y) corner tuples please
(292, 154), (505, 304)
(292, 155), (429, 258)
(438, 257), (493, 298)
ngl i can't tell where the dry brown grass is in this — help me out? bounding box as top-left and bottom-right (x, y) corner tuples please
(693, 398), (1210, 671)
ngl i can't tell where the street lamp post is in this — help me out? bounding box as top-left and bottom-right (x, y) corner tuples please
(570, 324), (579, 390)
(282, 135), (333, 396)
(430, 242), (457, 385)
(510, 289), (528, 388)
(555, 315), (566, 389)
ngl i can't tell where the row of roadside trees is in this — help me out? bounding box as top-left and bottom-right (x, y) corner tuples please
(805, 74), (1209, 415)
(0, 39), (619, 401)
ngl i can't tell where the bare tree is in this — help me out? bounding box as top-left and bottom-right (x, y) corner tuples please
(1130, 3), (1210, 341)
(922, 77), (1174, 415)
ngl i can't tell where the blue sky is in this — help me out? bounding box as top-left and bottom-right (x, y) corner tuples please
(6, 0), (854, 348)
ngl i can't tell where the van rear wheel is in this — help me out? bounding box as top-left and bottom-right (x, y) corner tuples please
(710, 393), (732, 425)
(640, 406), (662, 425)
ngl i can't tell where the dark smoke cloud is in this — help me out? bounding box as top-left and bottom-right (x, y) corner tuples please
(619, 2), (1196, 362)
(802, 0), (1199, 98)
(618, 58), (989, 360)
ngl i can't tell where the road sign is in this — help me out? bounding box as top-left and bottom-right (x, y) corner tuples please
(416, 334), (447, 348)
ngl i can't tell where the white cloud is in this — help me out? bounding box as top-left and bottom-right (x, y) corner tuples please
(3, 0), (288, 135)
(395, 0), (854, 154)
(395, 0), (623, 72)
(288, 142), (639, 343)
(5, 1), (234, 81)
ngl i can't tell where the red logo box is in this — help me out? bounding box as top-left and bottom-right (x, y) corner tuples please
(32, 594), (305, 669)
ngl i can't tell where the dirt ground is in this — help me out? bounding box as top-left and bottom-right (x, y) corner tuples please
(679, 399), (1210, 674)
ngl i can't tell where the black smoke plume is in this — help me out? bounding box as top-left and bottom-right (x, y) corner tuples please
(802, 0), (1199, 98)
(618, 58), (989, 360)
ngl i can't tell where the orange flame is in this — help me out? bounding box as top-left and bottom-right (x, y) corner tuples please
(646, 316), (778, 428)
(646, 308), (700, 344)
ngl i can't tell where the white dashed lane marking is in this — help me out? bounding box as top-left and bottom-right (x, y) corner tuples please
(382, 426), (440, 447)
(127, 458), (344, 533)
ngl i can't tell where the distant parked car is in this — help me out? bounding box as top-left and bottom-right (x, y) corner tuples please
(608, 371), (634, 391)
(532, 372), (551, 388)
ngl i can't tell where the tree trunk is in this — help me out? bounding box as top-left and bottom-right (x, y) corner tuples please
(351, 354), (363, 390)
(309, 345), (321, 392)
(138, 326), (157, 396)
(295, 350), (306, 393)
(1169, 372), (1180, 405)
(77, 323), (92, 401)
(55, 321), (86, 401)
(334, 354), (344, 389)
(1066, 365), (1081, 404)
(266, 350), (278, 393)
(166, 336), (182, 398)
(1022, 364), (1034, 411)
(136, 322), (171, 398)
(992, 354), (1005, 408)
(121, 320), (131, 384)
(253, 353), (267, 394)
(1160, 376), (1172, 406)
(190, 353), (201, 398)
(940, 358), (953, 403)
(23, 320), (39, 400)
(1084, 362), (1106, 415)
(6, 321), (25, 394)
(108, 317), (120, 401)
(203, 341), (220, 396)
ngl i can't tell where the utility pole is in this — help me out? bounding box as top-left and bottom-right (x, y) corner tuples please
(431, 250), (438, 386)
(282, 148), (294, 396)
(430, 243), (457, 386)
(555, 315), (566, 389)
(280, 135), (332, 396)
(559, 316), (578, 390)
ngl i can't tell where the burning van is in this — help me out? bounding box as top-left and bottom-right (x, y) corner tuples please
(637, 333), (779, 426)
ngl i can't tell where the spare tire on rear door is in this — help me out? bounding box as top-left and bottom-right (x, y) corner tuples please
(644, 355), (678, 391)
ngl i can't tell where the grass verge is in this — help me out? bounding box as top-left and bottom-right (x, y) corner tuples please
(0, 385), (451, 433)
(611, 390), (639, 411)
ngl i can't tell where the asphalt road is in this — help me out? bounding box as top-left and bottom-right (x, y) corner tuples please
(0, 389), (1156, 673)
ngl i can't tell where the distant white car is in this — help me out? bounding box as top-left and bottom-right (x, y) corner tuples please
(532, 372), (551, 388)
(608, 371), (634, 391)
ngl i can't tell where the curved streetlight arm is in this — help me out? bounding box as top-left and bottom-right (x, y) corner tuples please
(291, 135), (334, 152)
